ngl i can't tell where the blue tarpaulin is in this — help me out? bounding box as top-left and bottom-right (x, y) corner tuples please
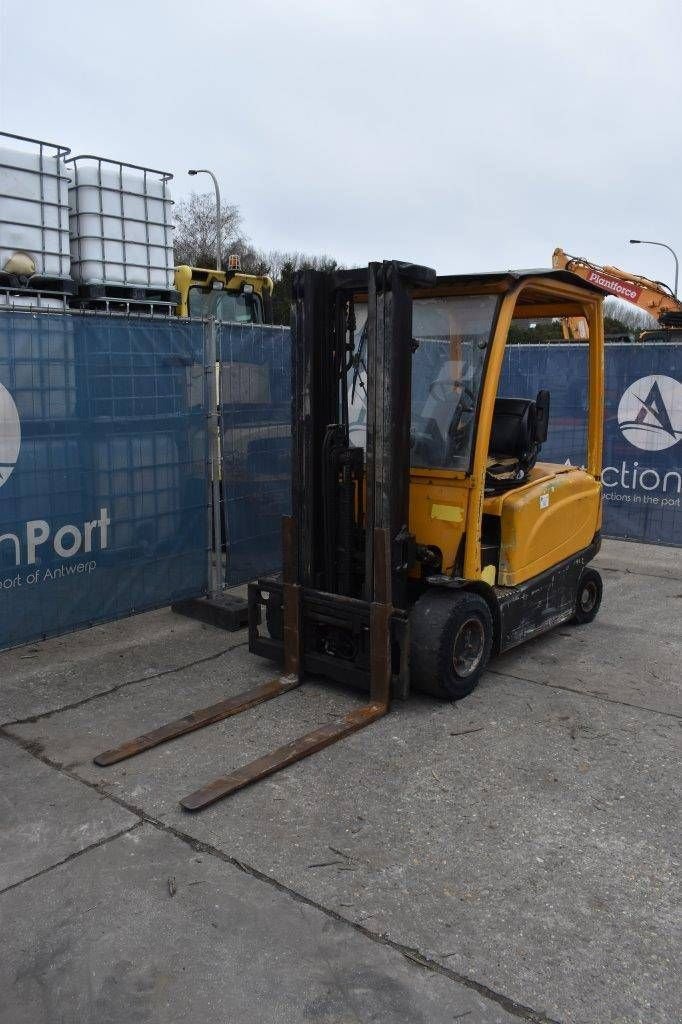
(3, 310), (675, 653)
(500, 344), (681, 546)
(220, 338), (680, 589)
(218, 323), (291, 587)
(0, 311), (209, 649)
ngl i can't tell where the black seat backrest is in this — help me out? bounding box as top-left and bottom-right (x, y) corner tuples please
(487, 391), (551, 491)
(489, 390), (551, 460)
(489, 397), (535, 459)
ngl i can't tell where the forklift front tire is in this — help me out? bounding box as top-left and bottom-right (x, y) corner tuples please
(571, 567), (602, 625)
(409, 590), (493, 700)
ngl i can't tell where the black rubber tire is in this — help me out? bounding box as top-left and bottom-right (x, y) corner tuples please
(571, 567), (603, 625)
(409, 589), (494, 700)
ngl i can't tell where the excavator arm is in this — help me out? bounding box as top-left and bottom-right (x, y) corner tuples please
(553, 248), (682, 340)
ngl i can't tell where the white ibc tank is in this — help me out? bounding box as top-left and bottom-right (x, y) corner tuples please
(0, 132), (71, 279)
(67, 156), (175, 289)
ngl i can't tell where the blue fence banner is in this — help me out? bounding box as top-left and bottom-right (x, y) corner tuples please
(218, 323), (291, 587)
(219, 338), (680, 587)
(500, 344), (681, 546)
(0, 311), (209, 650)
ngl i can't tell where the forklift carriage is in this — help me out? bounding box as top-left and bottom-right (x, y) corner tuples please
(95, 261), (605, 811)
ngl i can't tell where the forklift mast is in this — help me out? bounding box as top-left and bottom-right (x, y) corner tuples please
(292, 262), (434, 605)
(284, 261), (435, 701)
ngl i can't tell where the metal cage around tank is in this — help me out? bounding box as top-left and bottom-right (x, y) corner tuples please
(64, 154), (176, 303)
(0, 130), (74, 308)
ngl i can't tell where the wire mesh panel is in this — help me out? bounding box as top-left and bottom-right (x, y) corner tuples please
(0, 310), (209, 650)
(499, 343), (589, 467)
(500, 343), (681, 545)
(218, 323), (291, 586)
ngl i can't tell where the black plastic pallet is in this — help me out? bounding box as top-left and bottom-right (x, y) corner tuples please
(171, 594), (249, 632)
(69, 297), (177, 316)
(76, 282), (179, 304)
(0, 271), (75, 295)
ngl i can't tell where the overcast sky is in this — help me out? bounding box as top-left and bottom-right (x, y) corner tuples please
(1, 0), (680, 286)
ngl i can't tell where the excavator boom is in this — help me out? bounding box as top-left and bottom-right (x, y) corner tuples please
(553, 248), (682, 339)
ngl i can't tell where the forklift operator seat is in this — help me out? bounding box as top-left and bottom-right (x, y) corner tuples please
(486, 390), (551, 490)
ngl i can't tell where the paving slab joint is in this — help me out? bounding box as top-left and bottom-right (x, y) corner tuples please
(4, 725), (564, 1024)
(0, 820), (143, 897)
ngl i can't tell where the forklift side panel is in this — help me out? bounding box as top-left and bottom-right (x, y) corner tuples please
(483, 464), (602, 586)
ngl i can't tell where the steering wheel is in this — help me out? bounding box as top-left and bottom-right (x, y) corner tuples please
(428, 378), (472, 403)
(410, 414), (442, 465)
(427, 380), (476, 462)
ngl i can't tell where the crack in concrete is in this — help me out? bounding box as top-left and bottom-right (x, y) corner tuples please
(2, 641), (249, 727)
(597, 565), (682, 583)
(488, 668), (682, 720)
(0, 725), (562, 1024)
(0, 820), (143, 897)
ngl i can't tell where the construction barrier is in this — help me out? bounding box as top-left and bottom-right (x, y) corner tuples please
(1, 314), (678, 651)
(218, 323), (292, 586)
(500, 344), (681, 546)
(219, 339), (681, 585)
(0, 311), (209, 650)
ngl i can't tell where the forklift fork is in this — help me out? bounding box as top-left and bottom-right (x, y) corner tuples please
(179, 527), (393, 811)
(94, 518), (305, 769)
(93, 675), (301, 768)
(93, 526), (393, 808)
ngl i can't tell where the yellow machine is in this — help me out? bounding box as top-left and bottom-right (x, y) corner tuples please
(552, 248), (682, 340)
(96, 262), (606, 811)
(174, 263), (274, 323)
(399, 273), (603, 599)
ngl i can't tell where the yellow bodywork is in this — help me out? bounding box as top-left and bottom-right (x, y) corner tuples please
(482, 464), (601, 586)
(403, 273), (604, 588)
(174, 264), (274, 319)
(408, 469), (470, 574)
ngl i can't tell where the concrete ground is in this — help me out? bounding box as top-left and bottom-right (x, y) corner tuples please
(0, 539), (679, 1024)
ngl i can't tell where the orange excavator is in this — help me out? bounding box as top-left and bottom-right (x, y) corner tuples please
(552, 248), (682, 341)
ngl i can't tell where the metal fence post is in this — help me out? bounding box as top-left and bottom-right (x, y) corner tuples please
(205, 317), (223, 597)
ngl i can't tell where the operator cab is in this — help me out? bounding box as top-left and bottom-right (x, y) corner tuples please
(350, 295), (551, 487)
(347, 268), (603, 590)
(174, 265), (274, 323)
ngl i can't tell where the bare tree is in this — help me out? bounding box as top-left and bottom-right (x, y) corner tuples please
(604, 297), (657, 331)
(173, 192), (248, 268)
(240, 249), (341, 323)
(172, 192), (342, 323)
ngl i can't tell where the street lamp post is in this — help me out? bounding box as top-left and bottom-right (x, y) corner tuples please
(188, 168), (222, 270)
(629, 239), (679, 297)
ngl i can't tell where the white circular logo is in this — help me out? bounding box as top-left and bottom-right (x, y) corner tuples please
(617, 374), (682, 451)
(0, 383), (21, 488)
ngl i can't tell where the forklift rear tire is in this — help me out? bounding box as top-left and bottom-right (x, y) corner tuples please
(409, 590), (493, 700)
(571, 567), (602, 625)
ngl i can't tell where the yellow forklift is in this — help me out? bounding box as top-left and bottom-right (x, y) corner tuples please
(96, 261), (605, 810)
